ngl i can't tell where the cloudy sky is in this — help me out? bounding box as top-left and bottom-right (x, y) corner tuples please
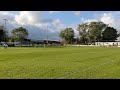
(0, 11), (120, 40)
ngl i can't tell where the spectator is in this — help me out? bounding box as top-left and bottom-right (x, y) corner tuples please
(3, 43), (8, 49)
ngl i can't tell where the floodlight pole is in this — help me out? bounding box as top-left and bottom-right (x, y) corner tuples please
(47, 26), (48, 45)
(44, 25), (48, 48)
(3, 19), (8, 31)
(3, 19), (8, 42)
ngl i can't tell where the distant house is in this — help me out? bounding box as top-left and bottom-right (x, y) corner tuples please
(31, 40), (63, 46)
(21, 39), (31, 45)
(47, 40), (62, 45)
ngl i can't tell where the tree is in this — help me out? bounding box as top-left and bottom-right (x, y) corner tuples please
(102, 27), (119, 41)
(77, 21), (107, 44)
(0, 26), (8, 42)
(88, 21), (107, 42)
(77, 23), (89, 44)
(11, 27), (29, 44)
(59, 28), (75, 44)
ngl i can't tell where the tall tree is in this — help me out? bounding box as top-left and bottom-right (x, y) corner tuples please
(102, 27), (119, 41)
(11, 27), (29, 43)
(77, 23), (89, 44)
(0, 26), (8, 42)
(59, 28), (75, 44)
(88, 21), (107, 42)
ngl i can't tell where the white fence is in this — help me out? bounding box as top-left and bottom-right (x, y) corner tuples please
(95, 42), (120, 47)
(65, 42), (120, 47)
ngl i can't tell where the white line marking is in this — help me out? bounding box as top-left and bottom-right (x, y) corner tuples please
(52, 59), (119, 79)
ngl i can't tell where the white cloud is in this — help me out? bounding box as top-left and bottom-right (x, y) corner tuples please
(69, 24), (79, 38)
(24, 18), (65, 40)
(81, 18), (98, 23)
(4, 11), (120, 41)
(49, 11), (81, 16)
(100, 12), (120, 40)
(0, 12), (15, 25)
(0, 11), (67, 40)
(81, 12), (120, 31)
(49, 11), (61, 14)
(74, 11), (80, 16)
(0, 12), (14, 21)
(52, 19), (65, 29)
(99, 12), (120, 32)
(100, 13), (115, 26)
(15, 11), (43, 25)
(80, 12), (120, 40)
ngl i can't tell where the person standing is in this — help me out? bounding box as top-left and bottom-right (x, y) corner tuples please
(3, 43), (8, 49)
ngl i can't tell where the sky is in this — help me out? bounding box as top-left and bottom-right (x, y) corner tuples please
(0, 11), (120, 40)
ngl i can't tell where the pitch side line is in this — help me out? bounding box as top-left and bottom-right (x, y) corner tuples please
(52, 59), (119, 79)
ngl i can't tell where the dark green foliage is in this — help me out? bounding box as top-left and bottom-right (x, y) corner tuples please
(102, 27), (119, 41)
(77, 21), (119, 44)
(11, 27), (29, 43)
(0, 26), (8, 42)
(77, 23), (89, 44)
(59, 28), (75, 44)
(88, 21), (107, 42)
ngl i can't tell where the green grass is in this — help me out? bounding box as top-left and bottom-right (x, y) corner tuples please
(0, 46), (120, 79)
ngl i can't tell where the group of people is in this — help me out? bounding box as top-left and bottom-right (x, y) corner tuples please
(3, 43), (8, 48)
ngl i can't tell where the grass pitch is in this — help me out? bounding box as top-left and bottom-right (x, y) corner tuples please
(0, 46), (120, 79)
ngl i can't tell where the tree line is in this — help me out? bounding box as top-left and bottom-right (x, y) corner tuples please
(0, 21), (119, 45)
(0, 26), (29, 43)
(59, 21), (120, 45)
